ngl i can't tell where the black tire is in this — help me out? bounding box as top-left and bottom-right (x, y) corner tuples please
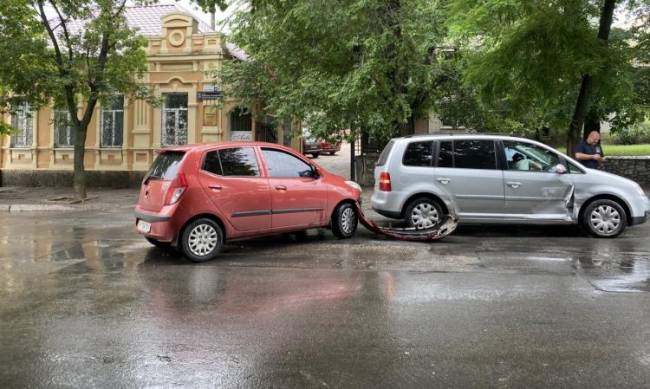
(404, 197), (444, 229)
(331, 203), (358, 239)
(582, 199), (627, 238)
(293, 230), (309, 241)
(329, 151), (336, 156)
(180, 218), (224, 262)
(146, 237), (172, 249)
(310, 152), (320, 159)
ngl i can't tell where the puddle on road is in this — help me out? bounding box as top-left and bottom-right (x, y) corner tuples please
(573, 253), (650, 293)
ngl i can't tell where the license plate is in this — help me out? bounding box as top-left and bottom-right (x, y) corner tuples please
(137, 220), (151, 233)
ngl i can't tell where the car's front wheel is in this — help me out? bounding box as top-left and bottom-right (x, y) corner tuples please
(181, 218), (224, 262)
(310, 152), (320, 159)
(582, 199), (627, 238)
(404, 197), (443, 229)
(332, 203), (358, 238)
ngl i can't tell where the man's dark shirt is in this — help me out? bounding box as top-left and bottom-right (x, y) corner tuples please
(574, 140), (603, 169)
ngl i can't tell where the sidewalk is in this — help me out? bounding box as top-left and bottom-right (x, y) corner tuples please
(0, 186), (139, 213)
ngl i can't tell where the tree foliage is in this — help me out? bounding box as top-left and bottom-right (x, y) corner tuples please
(191, 0), (228, 13)
(219, 0), (450, 142)
(0, 0), (52, 134)
(447, 0), (650, 143)
(0, 0), (155, 198)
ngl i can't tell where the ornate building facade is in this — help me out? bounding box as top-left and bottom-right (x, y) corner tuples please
(0, 5), (298, 184)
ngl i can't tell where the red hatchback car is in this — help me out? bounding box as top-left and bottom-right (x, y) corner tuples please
(134, 142), (362, 262)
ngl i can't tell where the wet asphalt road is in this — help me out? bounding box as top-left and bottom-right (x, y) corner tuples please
(2, 209), (650, 388)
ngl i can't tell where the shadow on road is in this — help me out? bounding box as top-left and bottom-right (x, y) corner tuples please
(454, 224), (585, 238)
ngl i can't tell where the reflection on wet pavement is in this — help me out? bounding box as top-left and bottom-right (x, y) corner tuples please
(3, 211), (650, 387)
(574, 252), (650, 293)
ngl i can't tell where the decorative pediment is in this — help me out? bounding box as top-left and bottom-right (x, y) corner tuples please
(161, 13), (198, 33)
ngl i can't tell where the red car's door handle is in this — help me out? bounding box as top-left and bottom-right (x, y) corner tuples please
(275, 185), (287, 191)
(208, 185), (222, 191)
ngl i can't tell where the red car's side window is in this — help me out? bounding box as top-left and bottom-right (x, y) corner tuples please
(262, 148), (315, 178)
(202, 147), (260, 177)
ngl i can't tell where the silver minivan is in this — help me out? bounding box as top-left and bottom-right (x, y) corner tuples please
(371, 134), (650, 237)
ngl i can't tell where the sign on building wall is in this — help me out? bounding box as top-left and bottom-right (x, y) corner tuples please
(231, 131), (253, 141)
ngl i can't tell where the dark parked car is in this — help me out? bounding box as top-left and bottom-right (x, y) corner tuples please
(320, 140), (342, 155)
(302, 137), (321, 158)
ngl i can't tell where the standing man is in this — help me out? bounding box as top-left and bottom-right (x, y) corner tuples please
(574, 130), (605, 169)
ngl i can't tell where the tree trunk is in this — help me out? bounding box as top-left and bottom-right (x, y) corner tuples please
(350, 135), (356, 182)
(71, 97), (98, 200)
(566, 0), (616, 154)
(567, 74), (593, 155)
(73, 122), (88, 200)
(583, 109), (601, 139)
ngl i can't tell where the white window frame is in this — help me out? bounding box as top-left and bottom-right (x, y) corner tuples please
(161, 93), (188, 146)
(101, 96), (124, 148)
(54, 109), (74, 148)
(10, 102), (33, 148)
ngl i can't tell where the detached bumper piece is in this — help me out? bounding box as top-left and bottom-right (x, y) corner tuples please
(355, 203), (457, 242)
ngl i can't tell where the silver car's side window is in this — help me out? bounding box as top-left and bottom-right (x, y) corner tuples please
(567, 161), (585, 174)
(436, 139), (497, 170)
(452, 140), (497, 170)
(438, 141), (453, 168)
(403, 141), (434, 167)
(503, 141), (560, 173)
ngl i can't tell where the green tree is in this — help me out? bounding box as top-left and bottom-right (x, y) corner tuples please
(0, 0), (52, 134)
(448, 0), (650, 151)
(0, 0), (154, 199)
(218, 0), (449, 143)
(189, 0), (228, 29)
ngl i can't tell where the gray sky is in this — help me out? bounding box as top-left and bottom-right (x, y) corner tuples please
(173, 0), (240, 33)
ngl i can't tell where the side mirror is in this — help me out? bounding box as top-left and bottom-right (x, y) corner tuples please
(311, 165), (321, 178)
(553, 164), (568, 174)
(300, 165), (320, 178)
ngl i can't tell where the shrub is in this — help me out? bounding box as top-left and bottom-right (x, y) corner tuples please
(611, 120), (650, 145)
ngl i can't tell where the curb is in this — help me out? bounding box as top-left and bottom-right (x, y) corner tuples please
(1, 204), (78, 212)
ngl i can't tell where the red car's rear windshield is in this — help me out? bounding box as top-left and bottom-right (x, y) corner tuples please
(146, 151), (186, 180)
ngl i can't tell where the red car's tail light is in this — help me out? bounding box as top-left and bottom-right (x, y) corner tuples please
(379, 172), (392, 192)
(165, 172), (188, 205)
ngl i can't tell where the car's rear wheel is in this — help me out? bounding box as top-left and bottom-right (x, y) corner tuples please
(405, 197), (443, 229)
(332, 203), (358, 238)
(181, 218), (224, 262)
(310, 152), (320, 159)
(582, 199), (627, 238)
(329, 151), (336, 155)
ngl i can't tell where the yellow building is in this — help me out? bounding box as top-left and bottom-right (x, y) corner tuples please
(0, 4), (298, 186)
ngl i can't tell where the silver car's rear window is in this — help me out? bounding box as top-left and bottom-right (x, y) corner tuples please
(376, 140), (395, 166)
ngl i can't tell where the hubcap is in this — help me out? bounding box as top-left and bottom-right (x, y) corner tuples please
(411, 202), (440, 229)
(341, 208), (355, 234)
(188, 224), (218, 257)
(590, 205), (621, 235)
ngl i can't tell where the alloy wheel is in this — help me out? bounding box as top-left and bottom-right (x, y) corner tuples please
(340, 207), (355, 234)
(188, 224), (218, 257)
